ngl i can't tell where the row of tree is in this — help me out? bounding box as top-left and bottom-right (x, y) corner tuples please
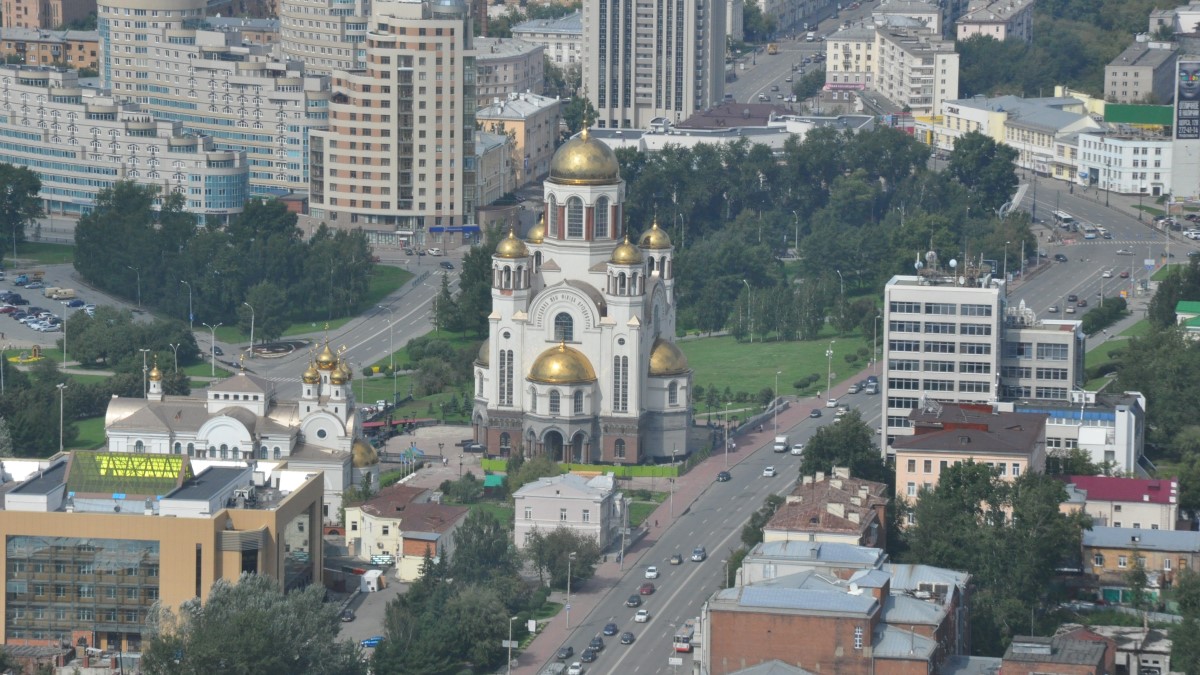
(73, 184), (374, 341)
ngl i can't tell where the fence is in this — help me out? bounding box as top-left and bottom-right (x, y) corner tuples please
(479, 457), (681, 478)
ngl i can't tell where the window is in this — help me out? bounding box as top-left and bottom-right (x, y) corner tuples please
(1165, 558), (1172, 570)
(382, 526), (389, 536)
(889, 301), (921, 313)
(615, 439), (626, 459)
(1037, 343), (1069, 361)
(907, 482), (916, 497)
(959, 381), (991, 393)
(960, 323), (991, 336)
(554, 312), (574, 342)
(925, 379), (955, 392)
(499, 349), (514, 406)
(613, 356), (629, 412)
(907, 459), (916, 472)
(582, 509), (590, 523)
(890, 359), (919, 371)
(924, 302), (956, 315)
(1035, 367), (1069, 380)
(559, 508), (568, 522)
(566, 197), (584, 238)
(668, 381), (679, 406)
(595, 196), (610, 238)
(573, 390), (584, 414)
(962, 342), (992, 355)
(549, 391), (561, 415)
(889, 339), (921, 352)
(1011, 463), (1020, 477)
(1093, 553), (1104, 566)
(923, 460), (932, 473)
(923, 341), (956, 353)
(890, 320), (921, 333)
(1005, 342), (1034, 359)
(1035, 386), (1068, 400)
(854, 626), (863, 650)
(923, 360), (955, 373)
(923, 322), (955, 334)
(889, 377), (920, 390)
(524, 507), (532, 520)
(1118, 555), (1128, 568)
(961, 304), (993, 316)
(960, 362), (991, 374)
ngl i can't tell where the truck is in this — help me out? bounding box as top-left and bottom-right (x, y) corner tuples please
(767, 43), (779, 55)
(773, 435), (788, 453)
(13, 270), (43, 286)
(49, 288), (75, 300)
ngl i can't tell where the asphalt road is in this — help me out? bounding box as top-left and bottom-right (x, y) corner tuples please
(553, 400), (884, 675)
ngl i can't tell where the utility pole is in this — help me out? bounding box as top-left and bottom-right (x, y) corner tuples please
(201, 323), (222, 377)
(139, 348), (150, 399)
(57, 382), (67, 452)
(243, 302), (255, 358)
(619, 495), (628, 571)
(180, 280), (192, 330)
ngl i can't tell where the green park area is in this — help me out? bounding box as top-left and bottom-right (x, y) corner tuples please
(1083, 318), (1149, 390)
(8, 242), (74, 266)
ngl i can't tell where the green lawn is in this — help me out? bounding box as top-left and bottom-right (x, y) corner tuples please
(182, 361), (232, 378)
(1152, 264), (1182, 281)
(679, 331), (873, 401)
(213, 266), (414, 344)
(9, 242), (74, 266)
(469, 502), (514, 530)
(628, 501), (659, 527)
(369, 329), (480, 371)
(531, 601), (563, 621)
(72, 416), (106, 450)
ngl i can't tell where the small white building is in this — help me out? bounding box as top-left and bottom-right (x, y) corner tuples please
(955, 0), (1035, 44)
(512, 473), (623, 550)
(1008, 391), (1147, 476)
(511, 11), (582, 70)
(344, 483), (469, 581)
(1073, 129), (1173, 196)
(1062, 475), (1178, 531)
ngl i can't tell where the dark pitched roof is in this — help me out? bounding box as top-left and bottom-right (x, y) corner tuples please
(358, 483), (429, 517)
(893, 403), (1044, 456)
(1003, 636), (1106, 667)
(767, 472), (888, 537)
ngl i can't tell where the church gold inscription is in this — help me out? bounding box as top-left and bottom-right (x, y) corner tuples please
(534, 291), (595, 328)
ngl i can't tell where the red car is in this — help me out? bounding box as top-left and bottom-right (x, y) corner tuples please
(1119, 271), (1130, 279)
(639, 582), (655, 595)
(0, 306), (15, 314)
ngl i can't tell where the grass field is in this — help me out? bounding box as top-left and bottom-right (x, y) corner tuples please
(214, 266), (415, 344)
(678, 330), (873, 400)
(469, 502), (514, 530)
(628, 501), (659, 527)
(9, 242), (74, 266)
(182, 361), (232, 378)
(1082, 319), (1149, 389)
(1152, 263), (1183, 281)
(72, 416), (106, 450)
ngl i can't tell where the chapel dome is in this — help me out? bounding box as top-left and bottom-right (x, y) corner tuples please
(352, 438), (379, 467)
(330, 362), (349, 385)
(649, 338), (690, 376)
(639, 218), (673, 250)
(495, 228), (529, 259)
(476, 339), (490, 366)
(610, 236), (644, 265)
(301, 362), (320, 384)
(528, 343), (598, 384)
(316, 342), (337, 370)
(549, 128), (620, 186)
(148, 364), (163, 382)
(526, 215), (546, 244)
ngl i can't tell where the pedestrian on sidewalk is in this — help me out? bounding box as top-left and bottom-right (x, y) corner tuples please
(654, 520), (658, 528)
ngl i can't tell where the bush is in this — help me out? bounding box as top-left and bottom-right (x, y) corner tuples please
(843, 353), (858, 364)
(856, 346), (869, 357)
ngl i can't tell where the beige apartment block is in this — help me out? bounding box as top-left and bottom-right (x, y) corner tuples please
(309, 0), (477, 241)
(278, 0), (370, 75)
(1104, 39), (1178, 105)
(2, 0), (93, 30)
(475, 37), (544, 103)
(511, 10), (582, 70)
(955, 0), (1034, 43)
(0, 27), (98, 69)
(476, 90), (560, 186)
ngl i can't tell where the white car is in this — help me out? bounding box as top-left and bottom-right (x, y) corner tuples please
(645, 566), (659, 579)
(790, 443), (805, 456)
(763, 466), (777, 477)
(567, 662), (584, 675)
(826, 397), (838, 408)
(1102, 270), (1113, 278)
(634, 609), (650, 623)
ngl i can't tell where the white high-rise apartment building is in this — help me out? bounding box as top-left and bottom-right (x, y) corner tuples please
(583, 0), (726, 129)
(880, 262), (1085, 456)
(279, 0), (372, 75)
(97, 0), (329, 196)
(308, 0), (476, 239)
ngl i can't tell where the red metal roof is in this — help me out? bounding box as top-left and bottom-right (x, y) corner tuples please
(1064, 475), (1178, 505)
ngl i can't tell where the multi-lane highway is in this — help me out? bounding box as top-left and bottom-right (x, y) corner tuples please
(549, 400), (884, 675)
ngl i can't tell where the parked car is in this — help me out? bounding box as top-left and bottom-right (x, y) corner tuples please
(360, 636), (383, 648)
(340, 609), (355, 622)
(66, 299), (85, 308)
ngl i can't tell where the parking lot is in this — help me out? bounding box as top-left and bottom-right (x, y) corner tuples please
(0, 262), (146, 352)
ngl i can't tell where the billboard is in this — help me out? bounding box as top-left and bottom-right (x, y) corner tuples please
(1177, 60), (1200, 140)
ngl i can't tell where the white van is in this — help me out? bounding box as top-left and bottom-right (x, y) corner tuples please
(806, 31), (816, 41)
(427, 248), (443, 256)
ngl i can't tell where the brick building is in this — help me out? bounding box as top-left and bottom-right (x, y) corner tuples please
(1001, 635), (1108, 675)
(2, 0), (93, 30)
(0, 27), (98, 69)
(763, 467), (889, 548)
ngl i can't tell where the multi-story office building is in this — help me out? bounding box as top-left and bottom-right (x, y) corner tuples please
(474, 37), (543, 103)
(583, 0), (725, 129)
(511, 10), (582, 70)
(2, 0), (93, 30)
(1104, 39), (1179, 105)
(880, 264), (1085, 454)
(1009, 391), (1147, 475)
(872, 0), (941, 34)
(278, 0), (370, 75)
(955, 0), (1034, 43)
(1071, 129), (1174, 196)
(309, 0), (476, 241)
(0, 453), (324, 652)
(825, 26), (877, 93)
(0, 65), (249, 220)
(97, 0), (329, 197)
(0, 28), (99, 69)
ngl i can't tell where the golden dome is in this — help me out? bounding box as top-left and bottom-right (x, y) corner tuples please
(148, 364), (163, 382)
(330, 362), (349, 385)
(352, 438), (379, 467)
(316, 341), (337, 370)
(526, 214), (545, 244)
(476, 339), (490, 366)
(549, 128), (620, 186)
(639, 218), (673, 250)
(495, 228), (529, 259)
(649, 338), (690, 376)
(610, 235), (644, 265)
(528, 342), (597, 384)
(301, 361), (320, 384)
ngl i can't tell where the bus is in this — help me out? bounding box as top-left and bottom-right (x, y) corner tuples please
(673, 619), (697, 653)
(1053, 211), (1076, 230)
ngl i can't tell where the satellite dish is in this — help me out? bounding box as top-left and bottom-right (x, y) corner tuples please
(949, 259), (958, 269)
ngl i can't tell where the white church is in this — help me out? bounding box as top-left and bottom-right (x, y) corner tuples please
(472, 130), (693, 464)
(103, 341), (380, 523)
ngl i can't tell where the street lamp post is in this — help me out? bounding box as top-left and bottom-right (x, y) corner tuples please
(826, 340), (836, 396)
(506, 615), (518, 675)
(138, 348), (150, 399)
(243, 302), (255, 358)
(168, 343), (180, 372)
(126, 266), (141, 308)
(873, 315), (881, 373)
(379, 305), (396, 403)
(741, 279), (753, 343)
(724, 401), (731, 468)
(180, 280), (193, 330)
(57, 382), (67, 452)
(201, 323), (222, 377)
(835, 269), (845, 298)
(438, 442), (444, 459)
(773, 370), (781, 435)
(458, 454), (463, 478)
(566, 551), (577, 628)
(1003, 241), (1010, 287)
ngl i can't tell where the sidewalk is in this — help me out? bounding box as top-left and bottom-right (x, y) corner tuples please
(512, 364), (879, 675)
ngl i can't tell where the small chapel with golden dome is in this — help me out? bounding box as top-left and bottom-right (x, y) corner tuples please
(103, 338), (380, 524)
(472, 130), (692, 463)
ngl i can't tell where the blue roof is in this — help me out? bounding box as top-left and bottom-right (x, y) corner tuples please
(872, 624), (937, 659)
(880, 594), (947, 625)
(736, 586), (877, 615)
(751, 540), (886, 565)
(1083, 526), (1200, 552)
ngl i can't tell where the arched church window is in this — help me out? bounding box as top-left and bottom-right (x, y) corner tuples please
(187, 443), (195, 457)
(573, 390), (584, 414)
(615, 439), (626, 459)
(595, 196), (610, 239)
(134, 440), (145, 453)
(173, 442), (182, 455)
(547, 195), (557, 236)
(566, 197), (584, 239)
(668, 381), (679, 406)
(259, 445), (268, 459)
(554, 312), (574, 342)
(476, 373), (483, 396)
(549, 390), (561, 415)
(500, 433), (511, 451)
(274, 447), (282, 459)
(613, 356), (629, 412)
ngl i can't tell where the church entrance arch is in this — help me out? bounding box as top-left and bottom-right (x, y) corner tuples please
(543, 430), (564, 460)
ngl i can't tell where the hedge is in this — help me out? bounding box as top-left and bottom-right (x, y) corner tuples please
(479, 457), (680, 478)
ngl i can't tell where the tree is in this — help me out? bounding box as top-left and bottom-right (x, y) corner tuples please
(241, 281), (289, 343)
(524, 527), (602, 590)
(434, 273), (460, 334)
(1126, 546), (1149, 610)
(946, 131), (1019, 214)
(797, 410), (890, 485)
(141, 573), (365, 675)
(741, 494), (784, 548)
(511, 454), (562, 491)
(0, 416), (12, 457)
(0, 163), (43, 263)
(562, 97), (597, 135)
(1174, 569), (1200, 675)
(450, 509), (517, 583)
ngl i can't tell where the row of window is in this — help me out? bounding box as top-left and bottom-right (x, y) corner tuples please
(889, 321), (992, 335)
(889, 301), (993, 316)
(888, 340), (992, 354)
(887, 378), (990, 393)
(888, 359), (991, 373)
